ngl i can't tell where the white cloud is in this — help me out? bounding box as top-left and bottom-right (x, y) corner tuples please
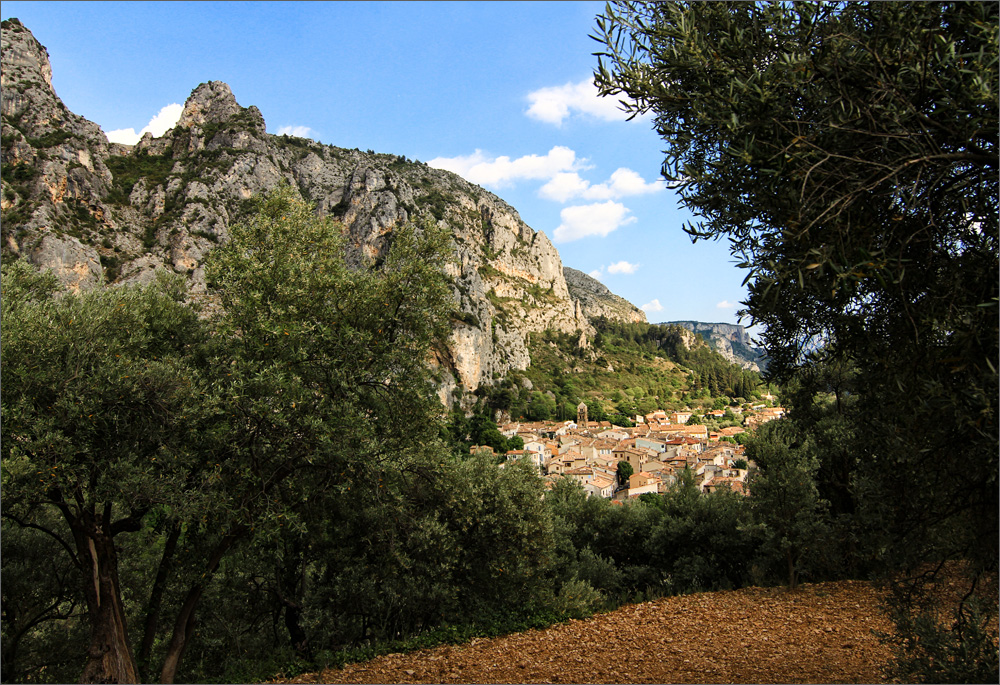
(525, 77), (631, 126)
(145, 103), (184, 136)
(538, 172), (592, 202)
(552, 201), (636, 243)
(716, 300), (737, 309)
(589, 261), (638, 278)
(601, 168), (665, 197)
(106, 129), (139, 144)
(428, 146), (662, 203)
(641, 299), (664, 313)
(607, 260), (640, 275)
(275, 125), (315, 138)
(105, 103), (183, 145)
(428, 146), (584, 189)
(539, 167), (664, 203)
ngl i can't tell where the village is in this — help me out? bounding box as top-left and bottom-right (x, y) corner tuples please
(478, 402), (787, 501)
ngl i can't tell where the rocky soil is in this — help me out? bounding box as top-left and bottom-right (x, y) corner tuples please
(273, 580), (897, 684)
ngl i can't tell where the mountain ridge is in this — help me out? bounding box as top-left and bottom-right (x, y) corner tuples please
(562, 266), (646, 324)
(1, 20), (593, 406)
(2, 19), (752, 404)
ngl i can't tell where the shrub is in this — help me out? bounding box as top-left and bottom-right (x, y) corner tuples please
(551, 578), (605, 619)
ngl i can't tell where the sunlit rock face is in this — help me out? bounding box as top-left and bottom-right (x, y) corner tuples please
(563, 267), (646, 324)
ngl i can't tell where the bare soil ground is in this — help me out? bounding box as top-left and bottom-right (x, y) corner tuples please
(274, 580), (898, 684)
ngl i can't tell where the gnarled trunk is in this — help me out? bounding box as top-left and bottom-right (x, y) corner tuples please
(71, 506), (139, 684)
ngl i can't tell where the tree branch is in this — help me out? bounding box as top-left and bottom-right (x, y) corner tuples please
(2, 511), (81, 570)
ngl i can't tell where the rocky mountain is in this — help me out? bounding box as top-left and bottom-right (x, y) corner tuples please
(562, 267), (646, 324)
(663, 321), (767, 371)
(1, 19), (652, 407)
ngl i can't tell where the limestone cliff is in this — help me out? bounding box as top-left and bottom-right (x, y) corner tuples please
(1, 18), (115, 293)
(563, 267), (646, 324)
(1, 20), (647, 405)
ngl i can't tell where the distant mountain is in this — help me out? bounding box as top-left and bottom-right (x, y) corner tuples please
(662, 321), (767, 372)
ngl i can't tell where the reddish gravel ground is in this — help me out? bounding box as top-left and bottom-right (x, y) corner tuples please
(273, 580), (899, 684)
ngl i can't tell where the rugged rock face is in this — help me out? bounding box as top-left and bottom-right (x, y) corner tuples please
(664, 320), (767, 371)
(563, 267), (646, 324)
(1, 18), (115, 292)
(1, 20), (646, 405)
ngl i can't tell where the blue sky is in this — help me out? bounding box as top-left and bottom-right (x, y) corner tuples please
(3, 1), (752, 326)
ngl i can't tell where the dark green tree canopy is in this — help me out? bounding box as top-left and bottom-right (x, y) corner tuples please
(593, 0), (998, 550)
(594, 0), (997, 379)
(0, 184), (459, 683)
(594, 4), (998, 678)
(616, 460), (634, 489)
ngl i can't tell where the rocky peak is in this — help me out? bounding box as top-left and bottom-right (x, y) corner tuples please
(177, 81), (262, 131)
(668, 321), (751, 346)
(2, 21), (118, 293)
(664, 321), (766, 371)
(563, 267), (646, 324)
(1, 18), (66, 137)
(0, 18), (52, 91)
(1, 20), (106, 145)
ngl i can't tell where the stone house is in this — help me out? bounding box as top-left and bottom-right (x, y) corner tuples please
(585, 474), (616, 499)
(628, 471), (661, 497)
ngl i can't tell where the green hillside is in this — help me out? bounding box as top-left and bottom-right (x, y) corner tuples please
(472, 318), (764, 425)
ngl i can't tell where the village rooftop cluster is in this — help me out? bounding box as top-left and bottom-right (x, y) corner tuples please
(477, 403), (786, 501)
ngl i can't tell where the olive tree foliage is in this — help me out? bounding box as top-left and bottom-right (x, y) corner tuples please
(594, 1), (996, 373)
(594, 2), (997, 677)
(1, 262), (214, 684)
(0, 184), (459, 684)
(592, 0), (997, 422)
(647, 469), (761, 593)
(178, 452), (558, 680)
(745, 420), (829, 590)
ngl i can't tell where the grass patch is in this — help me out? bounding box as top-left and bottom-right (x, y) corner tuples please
(26, 130), (76, 148)
(1, 162), (38, 185)
(314, 607), (573, 673)
(419, 188), (453, 221)
(105, 149), (176, 204)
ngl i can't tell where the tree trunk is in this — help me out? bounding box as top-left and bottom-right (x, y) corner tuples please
(786, 548), (797, 591)
(2, 623), (21, 684)
(277, 538), (310, 660)
(159, 528), (244, 684)
(71, 507), (139, 684)
(137, 523), (180, 682)
(158, 586), (201, 685)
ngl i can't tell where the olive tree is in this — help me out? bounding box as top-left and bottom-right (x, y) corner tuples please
(1, 263), (213, 684)
(1, 183), (456, 683)
(594, 2), (997, 677)
(156, 183), (453, 683)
